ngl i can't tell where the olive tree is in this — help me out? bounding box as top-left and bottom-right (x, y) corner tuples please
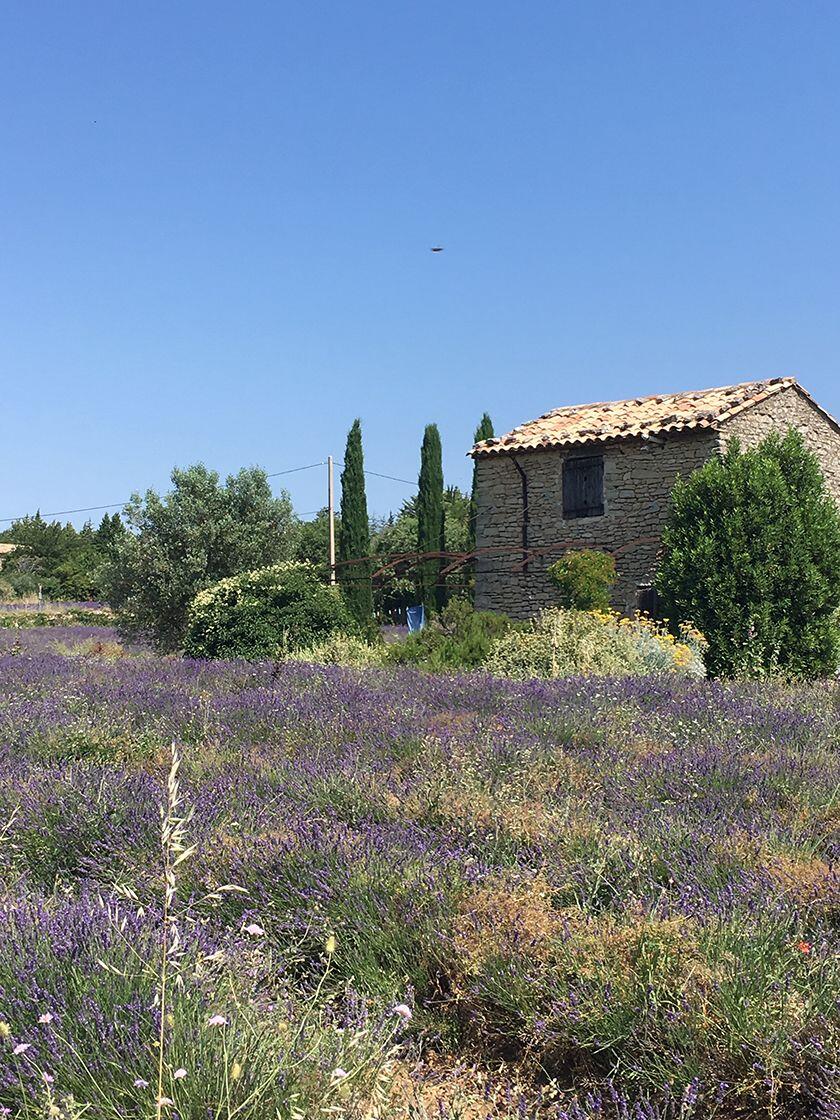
(101, 464), (298, 650)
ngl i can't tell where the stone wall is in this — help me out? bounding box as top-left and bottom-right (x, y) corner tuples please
(720, 385), (840, 502)
(474, 384), (840, 620)
(473, 429), (719, 618)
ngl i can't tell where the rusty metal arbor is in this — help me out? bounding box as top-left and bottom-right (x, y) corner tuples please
(333, 535), (662, 621)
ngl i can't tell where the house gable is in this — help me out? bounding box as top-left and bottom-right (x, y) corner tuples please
(718, 383), (840, 502)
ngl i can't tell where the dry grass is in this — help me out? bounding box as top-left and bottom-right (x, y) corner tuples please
(452, 874), (560, 976)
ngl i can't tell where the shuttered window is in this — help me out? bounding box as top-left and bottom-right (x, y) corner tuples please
(563, 455), (604, 519)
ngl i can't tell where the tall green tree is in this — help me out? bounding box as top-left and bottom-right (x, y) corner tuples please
(53, 520), (102, 600)
(371, 486), (471, 617)
(95, 512), (127, 558)
(470, 412), (494, 553)
(417, 423), (445, 614)
(100, 464), (297, 651)
(338, 419), (373, 624)
(657, 430), (840, 679)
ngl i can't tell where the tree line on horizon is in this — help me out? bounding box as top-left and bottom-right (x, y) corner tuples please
(0, 413), (494, 621)
(0, 511), (126, 600)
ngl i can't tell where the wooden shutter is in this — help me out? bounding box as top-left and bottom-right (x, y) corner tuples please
(563, 456), (604, 518)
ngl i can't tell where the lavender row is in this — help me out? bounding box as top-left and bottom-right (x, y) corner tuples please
(0, 627), (837, 1118)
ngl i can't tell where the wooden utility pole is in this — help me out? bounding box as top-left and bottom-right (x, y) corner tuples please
(327, 456), (336, 584)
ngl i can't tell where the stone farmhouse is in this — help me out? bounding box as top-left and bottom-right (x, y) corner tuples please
(470, 377), (840, 619)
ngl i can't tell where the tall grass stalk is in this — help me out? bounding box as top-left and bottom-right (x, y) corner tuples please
(156, 743), (195, 1117)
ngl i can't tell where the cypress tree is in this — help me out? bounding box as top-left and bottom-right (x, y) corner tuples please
(417, 423), (445, 614)
(338, 419), (374, 625)
(469, 412), (494, 552)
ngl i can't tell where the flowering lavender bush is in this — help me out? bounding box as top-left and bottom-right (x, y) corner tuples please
(0, 626), (837, 1118)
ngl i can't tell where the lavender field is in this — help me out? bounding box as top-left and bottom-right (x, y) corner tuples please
(0, 625), (838, 1119)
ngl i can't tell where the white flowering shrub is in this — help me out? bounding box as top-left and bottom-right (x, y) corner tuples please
(184, 562), (355, 660)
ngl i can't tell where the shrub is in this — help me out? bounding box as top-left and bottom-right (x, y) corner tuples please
(385, 598), (517, 671)
(657, 430), (840, 679)
(547, 549), (616, 610)
(183, 562), (355, 660)
(0, 571), (39, 597)
(485, 608), (705, 679)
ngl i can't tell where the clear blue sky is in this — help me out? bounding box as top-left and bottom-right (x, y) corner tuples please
(2, 1), (838, 525)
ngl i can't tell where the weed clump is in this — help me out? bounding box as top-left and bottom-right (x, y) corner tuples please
(487, 608), (706, 678)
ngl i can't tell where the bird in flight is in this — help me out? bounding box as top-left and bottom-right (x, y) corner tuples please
(430, 246), (444, 252)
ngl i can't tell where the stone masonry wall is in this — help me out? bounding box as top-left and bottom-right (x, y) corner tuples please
(473, 430), (719, 618)
(720, 385), (840, 503)
(474, 384), (840, 620)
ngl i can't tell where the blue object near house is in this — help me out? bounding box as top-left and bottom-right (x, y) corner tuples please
(406, 604), (425, 632)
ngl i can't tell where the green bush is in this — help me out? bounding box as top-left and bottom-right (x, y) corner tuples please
(485, 608), (705, 679)
(657, 430), (840, 679)
(0, 571), (40, 598)
(547, 549), (616, 610)
(183, 562), (355, 660)
(385, 598), (517, 671)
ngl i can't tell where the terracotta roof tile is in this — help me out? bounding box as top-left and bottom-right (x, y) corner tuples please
(470, 377), (820, 456)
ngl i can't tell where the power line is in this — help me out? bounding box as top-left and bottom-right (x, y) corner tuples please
(266, 462), (326, 478)
(363, 469), (415, 486)
(0, 502), (126, 524)
(332, 460), (416, 487)
(0, 457), (416, 524)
